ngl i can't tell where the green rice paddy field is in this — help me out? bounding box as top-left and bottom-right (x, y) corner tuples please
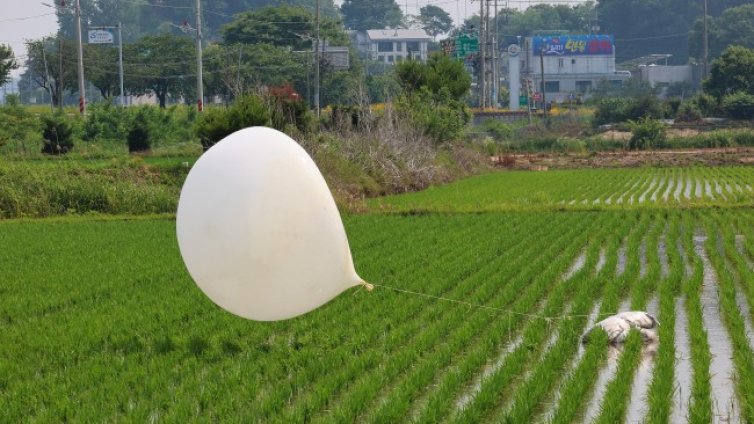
(2, 166), (754, 423)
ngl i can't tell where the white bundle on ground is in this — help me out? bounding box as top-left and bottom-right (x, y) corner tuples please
(582, 311), (659, 344)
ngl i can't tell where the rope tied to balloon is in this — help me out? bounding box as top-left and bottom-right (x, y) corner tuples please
(177, 127), (618, 324)
(364, 281), (622, 322)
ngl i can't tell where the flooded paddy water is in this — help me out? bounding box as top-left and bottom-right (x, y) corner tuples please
(694, 235), (740, 423)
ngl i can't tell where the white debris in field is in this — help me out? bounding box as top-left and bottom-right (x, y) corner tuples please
(582, 311), (659, 344)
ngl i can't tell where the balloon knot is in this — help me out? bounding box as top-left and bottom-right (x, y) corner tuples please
(362, 281), (374, 292)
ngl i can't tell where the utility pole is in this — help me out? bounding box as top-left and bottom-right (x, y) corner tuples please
(314, 0), (321, 117)
(479, 0), (486, 109)
(118, 23), (124, 107)
(492, 0), (500, 107)
(58, 36), (63, 111)
(195, 0), (204, 111)
(702, 0), (708, 80)
(236, 45), (242, 96)
(540, 47), (547, 126)
(42, 47), (54, 111)
(74, 0), (86, 115)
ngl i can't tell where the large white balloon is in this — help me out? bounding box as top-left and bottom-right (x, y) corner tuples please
(176, 127), (366, 321)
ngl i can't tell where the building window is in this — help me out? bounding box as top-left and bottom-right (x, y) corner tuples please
(571, 59), (576, 65)
(576, 80), (592, 93)
(378, 42), (393, 52)
(396, 56), (403, 63)
(544, 81), (560, 93)
(558, 58), (564, 68)
(387, 55), (394, 63)
(396, 42), (403, 52)
(378, 55), (385, 62)
(406, 41), (421, 52)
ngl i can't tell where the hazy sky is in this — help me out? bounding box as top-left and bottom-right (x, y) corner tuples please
(0, 1), (59, 77)
(0, 0), (582, 78)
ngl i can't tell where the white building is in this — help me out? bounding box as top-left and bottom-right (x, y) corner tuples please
(639, 64), (697, 88)
(522, 35), (631, 102)
(353, 29), (431, 64)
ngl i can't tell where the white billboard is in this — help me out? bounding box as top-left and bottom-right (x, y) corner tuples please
(88, 29), (114, 44)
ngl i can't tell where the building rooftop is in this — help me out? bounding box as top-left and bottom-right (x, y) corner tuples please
(366, 29), (431, 41)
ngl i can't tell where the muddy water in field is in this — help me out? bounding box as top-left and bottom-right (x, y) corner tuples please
(639, 239), (648, 278)
(733, 235), (754, 349)
(694, 235), (740, 424)
(616, 180), (641, 204)
(677, 238), (693, 278)
(638, 178), (657, 203)
(454, 335), (523, 411)
(735, 235), (754, 270)
(537, 301), (603, 423)
(564, 250), (587, 281)
(695, 178), (703, 199)
(581, 343), (622, 423)
(625, 296), (660, 424)
(617, 244), (628, 277)
(734, 290), (754, 351)
(596, 249), (607, 274)
(683, 177), (692, 199)
(674, 177), (683, 201)
(581, 299), (632, 423)
(658, 236), (669, 278)
(671, 297), (693, 424)
(714, 181), (727, 201)
(663, 177), (675, 201)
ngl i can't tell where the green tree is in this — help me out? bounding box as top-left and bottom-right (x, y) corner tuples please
(500, 3), (595, 36)
(704, 45), (754, 98)
(203, 43), (308, 100)
(395, 54), (471, 143)
(419, 5), (453, 40)
(125, 35), (196, 108)
(690, 5), (754, 61)
(0, 44), (18, 86)
(340, 0), (403, 31)
(396, 53), (471, 101)
(221, 6), (347, 49)
(56, 0), (339, 43)
(84, 43), (122, 99)
(24, 37), (78, 107)
(597, 0), (698, 63)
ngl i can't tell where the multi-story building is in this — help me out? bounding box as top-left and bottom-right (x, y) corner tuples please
(521, 35), (631, 102)
(351, 29), (431, 64)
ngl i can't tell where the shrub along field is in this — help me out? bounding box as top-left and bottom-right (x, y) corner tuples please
(2, 168), (754, 422)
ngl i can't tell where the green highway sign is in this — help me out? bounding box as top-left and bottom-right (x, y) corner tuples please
(455, 34), (479, 58)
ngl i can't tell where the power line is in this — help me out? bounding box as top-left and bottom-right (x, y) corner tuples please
(0, 12), (56, 23)
(615, 33), (689, 42)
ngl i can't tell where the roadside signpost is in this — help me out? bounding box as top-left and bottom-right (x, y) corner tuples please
(455, 34), (479, 58)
